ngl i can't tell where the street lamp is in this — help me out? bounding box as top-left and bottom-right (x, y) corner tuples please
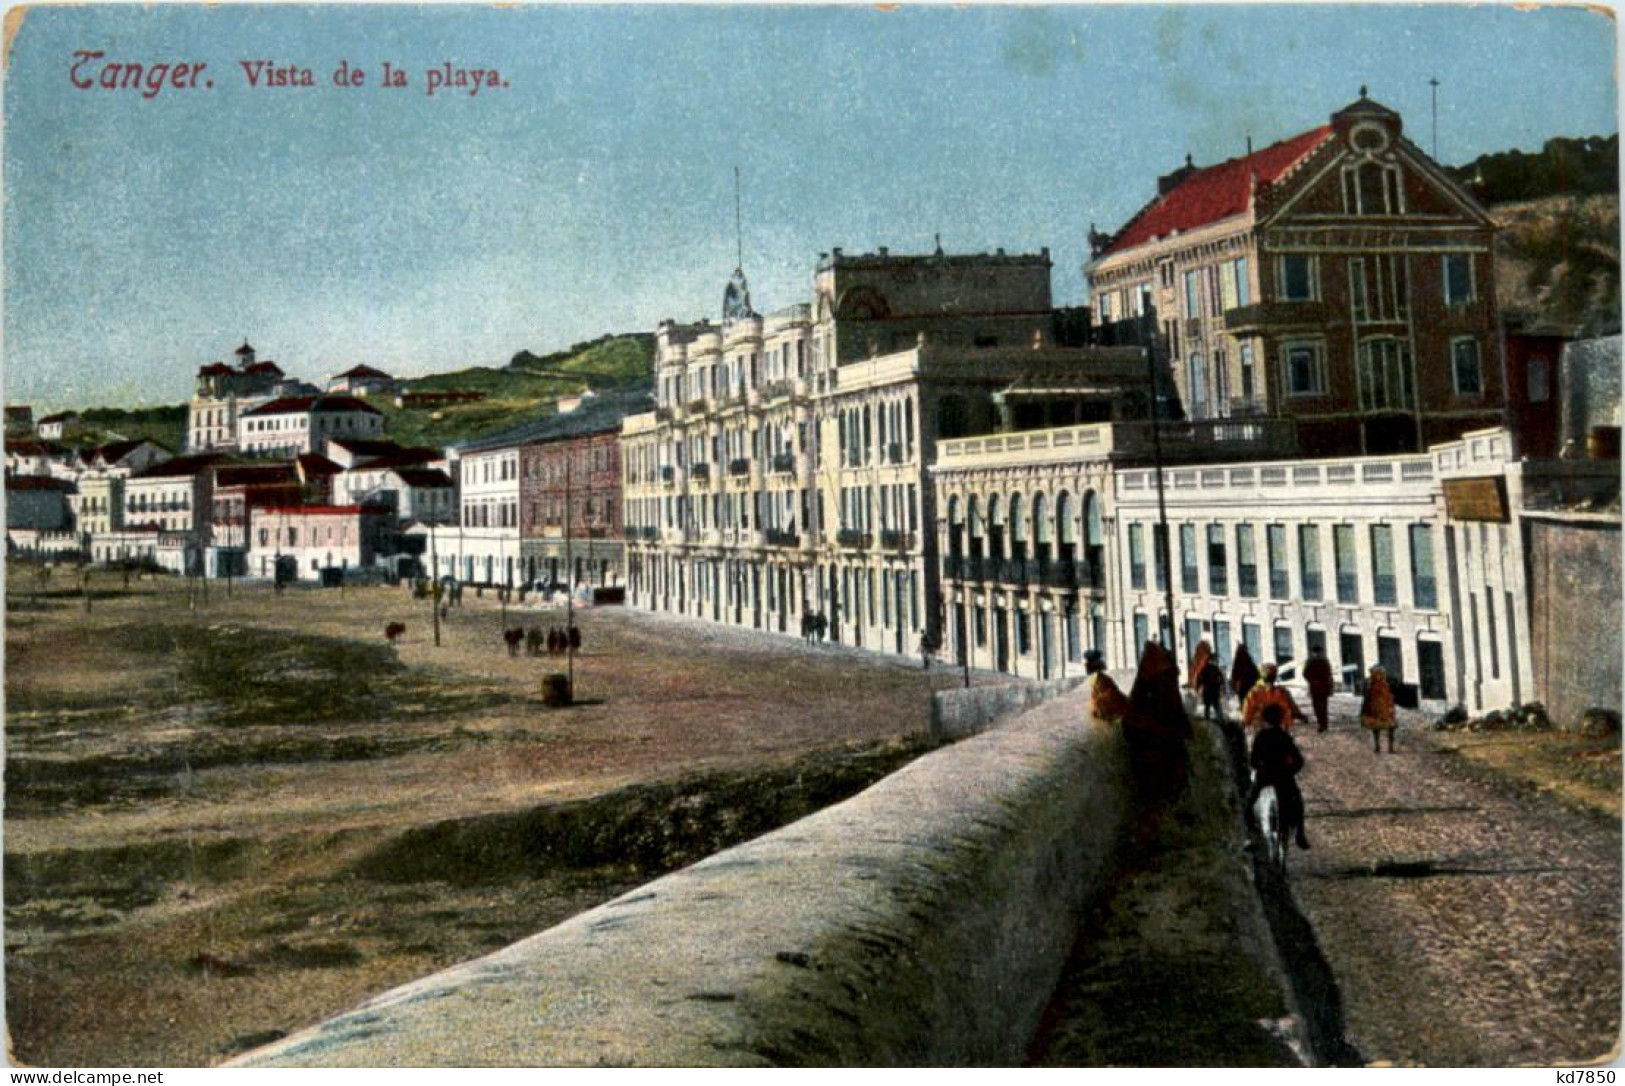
(1142, 308), (1179, 668)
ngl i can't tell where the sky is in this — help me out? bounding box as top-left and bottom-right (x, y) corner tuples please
(3, 3), (1618, 411)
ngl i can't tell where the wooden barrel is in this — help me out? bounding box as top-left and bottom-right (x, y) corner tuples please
(540, 673), (573, 707)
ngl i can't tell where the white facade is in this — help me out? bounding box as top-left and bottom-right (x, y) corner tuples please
(124, 473), (206, 535)
(238, 398), (385, 457)
(457, 446), (520, 530)
(424, 525), (524, 588)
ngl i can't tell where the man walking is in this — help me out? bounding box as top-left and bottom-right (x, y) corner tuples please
(1304, 645), (1335, 733)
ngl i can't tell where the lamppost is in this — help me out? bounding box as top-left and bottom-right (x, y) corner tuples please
(1142, 309), (1178, 667)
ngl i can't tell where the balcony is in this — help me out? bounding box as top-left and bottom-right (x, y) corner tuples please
(1223, 300), (1333, 333)
(728, 458), (752, 478)
(886, 442), (904, 465)
(687, 398), (710, 415)
(771, 452), (797, 475)
(655, 406), (674, 423)
(879, 529), (915, 551)
(765, 528), (800, 548)
(836, 529), (872, 550)
(690, 463), (711, 483)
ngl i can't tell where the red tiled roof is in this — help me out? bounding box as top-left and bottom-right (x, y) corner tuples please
(235, 342), (256, 356)
(245, 361), (284, 375)
(352, 448), (439, 471)
(338, 364), (393, 379)
(1101, 126), (1334, 256)
(198, 362), (234, 377)
(92, 438), (160, 463)
(214, 463), (297, 487)
(7, 439), (66, 458)
(37, 412), (79, 425)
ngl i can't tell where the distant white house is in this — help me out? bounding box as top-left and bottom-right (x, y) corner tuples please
(327, 364), (400, 399)
(238, 395), (385, 457)
(36, 412), (84, 441)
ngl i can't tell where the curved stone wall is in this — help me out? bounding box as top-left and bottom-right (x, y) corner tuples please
(234, 690), (1130, 1067)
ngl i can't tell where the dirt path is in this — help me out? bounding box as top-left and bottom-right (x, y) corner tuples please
(1286, 698), (1622, 1065)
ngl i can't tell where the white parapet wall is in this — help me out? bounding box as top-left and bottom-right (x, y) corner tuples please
(234, 690), (1133, 1067)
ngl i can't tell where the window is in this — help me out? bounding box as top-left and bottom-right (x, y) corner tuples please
(1242, 620), (1263, 664)
(1443, 254), (1474, 305)
(1187, 353), (1208, 417)
(1133, 612), (1149, 650)
(1349, 258), (1369, 322)
(1240, 343), (1256, 403)
(1213, 620), (1232, 667)
(1231, 257), (1250, 308)
(1207, 524), (1228, 597)
(1016, 609), (1031, 655)
(1370, 524), (1397, 605)
(1452, 337), (1483, 396)
(1334, 524), (1358, 603)
(1409, 524), (1438, 610)
(1185, 618), (1204, 662)
(1284, 342), (1324, 396)
(1236, 524), (1258, 598)
(1267, 524), (1289, 599)
(1274, 624), (1295, 666)
(1280, 255), (1315, 301)
(1184, 270), (1201, 319)
(1528, 357), (1551, 404)
(1129, 524), (1146, 589)
(1298, 524), (1323, 601)
(1180, 524), (1199, 594)
(1344, 161), (1401, 215)
(1152, 524), (1169, 591)
(1358, 339), (1416, 411)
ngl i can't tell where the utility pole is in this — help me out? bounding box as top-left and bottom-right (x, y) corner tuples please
(1144, 312), (1178, 667)
(430, 520), (441, 647)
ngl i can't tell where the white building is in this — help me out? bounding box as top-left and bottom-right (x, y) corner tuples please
(248, 504), (391, 581)
(122, 454), (223, 536)
(622, 248), (1151, 657)
(36, 412), (84, 441)
(238, 395), (385, 458)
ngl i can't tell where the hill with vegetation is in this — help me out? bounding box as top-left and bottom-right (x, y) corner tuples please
(1448, 135), (1621, 336)
(75, 405), (188, 455)
(381, 333), (653, 448)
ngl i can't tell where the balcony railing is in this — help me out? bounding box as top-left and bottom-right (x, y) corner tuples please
(836, 529), (871, 550)
(765, 528), (800, 548)
(771, 452), (796, 475)
(886, 442), (904, 465)
(690, 463), (711, 483)
(728, 458), (751, 478)
(687, 399), (709, 414)
(879, 529), (915, 551)
(1223, 300), (1333, 332)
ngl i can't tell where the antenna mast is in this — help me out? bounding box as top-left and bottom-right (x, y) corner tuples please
(733, 166), (744, 270)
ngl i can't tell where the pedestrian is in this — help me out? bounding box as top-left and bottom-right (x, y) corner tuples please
(1304, 645), (1335, 733)
(814, 612), (827, 643)
(1362, 665), (1397, 753)
(801, 612), (812, 643)
(1084, 649), (1129, 725)
(1123, 640), (1193, 806)
(1230, 642), (1261, 704)
(918, 635), (932, 670)
(568, 624), (582, 653)
(1197, 654), (1227, 722)
(1246, 703), (1310, 850)
(1243, 662), (1308, 732)
(526, 627), (542, 657)
(1187, 639), (1214, 694)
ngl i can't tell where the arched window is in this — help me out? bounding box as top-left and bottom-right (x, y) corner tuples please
(1083, 490), (1105, 583)
(1009, 494), (1026, 560)
(1032, 492), (1050, 559)
(987, 496), (1004, 559)
(947, 495), (963, 557)
(1057, 491), (1077, 560)
(967, 496), (984, 559)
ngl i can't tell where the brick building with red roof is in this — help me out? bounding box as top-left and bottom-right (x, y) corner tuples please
(1087, 94), (1502, 457)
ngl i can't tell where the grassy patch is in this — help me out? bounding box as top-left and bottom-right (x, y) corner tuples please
(1435, 730), (1621, 820)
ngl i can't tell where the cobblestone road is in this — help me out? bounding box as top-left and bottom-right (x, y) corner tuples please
(1288, 696), (1621, 1066)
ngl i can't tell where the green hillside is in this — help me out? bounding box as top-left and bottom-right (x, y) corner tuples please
(76, 405), (187, 454)
(1448, 135), (1617, 204)
(379, 333), (654, 448)
(1492, 195), (1620, 336)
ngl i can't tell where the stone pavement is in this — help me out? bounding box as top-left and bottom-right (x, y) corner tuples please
(1286, 695), (1621, 1066)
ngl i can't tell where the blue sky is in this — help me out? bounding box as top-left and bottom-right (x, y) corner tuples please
(4, 3), (1617, 411)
